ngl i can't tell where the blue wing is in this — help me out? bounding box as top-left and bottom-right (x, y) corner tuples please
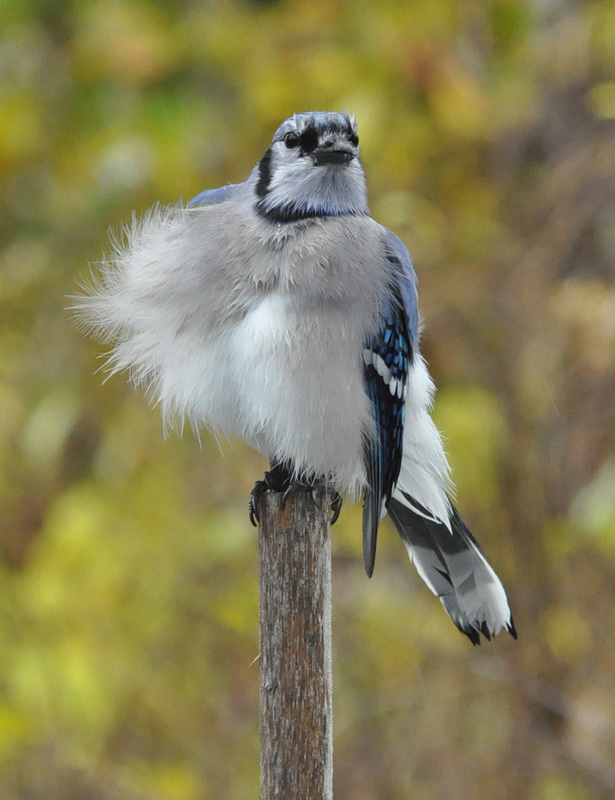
(384, 230), (419, 343)
(362, 230), (419, 577)
(187, 183), (242, 207)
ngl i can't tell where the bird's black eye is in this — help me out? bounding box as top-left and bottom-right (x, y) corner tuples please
(349, 131), (359, 147)
(284, 132), (300, 149)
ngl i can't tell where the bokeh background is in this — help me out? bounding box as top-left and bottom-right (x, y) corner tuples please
(2, 0), (615, 798)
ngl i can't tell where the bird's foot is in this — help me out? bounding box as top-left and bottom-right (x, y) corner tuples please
(282, 478), (343, 525)
(249, 468), (343, 526)
(303, 482), (342, 524)
(249, 464), (292, 526)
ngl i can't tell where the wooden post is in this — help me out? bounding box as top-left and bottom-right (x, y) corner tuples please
(258, 490), (333, 800)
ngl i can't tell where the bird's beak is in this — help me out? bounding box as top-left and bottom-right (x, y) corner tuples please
(311, 143), (356, 166)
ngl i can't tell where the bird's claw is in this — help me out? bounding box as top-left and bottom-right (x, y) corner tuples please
(249, 465), (293, 526)
(308, 484), (343, 525)
(280, 478), (315, 509)
(310, 482), (327, 511)
(330, 490), (343, 525)
(249, 479), (268, 526)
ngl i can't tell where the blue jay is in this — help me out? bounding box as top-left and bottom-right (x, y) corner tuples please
(75, 111), (516, 644)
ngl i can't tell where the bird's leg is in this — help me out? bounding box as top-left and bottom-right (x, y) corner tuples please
(249, 462), (343, 526)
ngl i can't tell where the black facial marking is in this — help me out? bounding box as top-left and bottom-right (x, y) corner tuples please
(256, 147), (272, 198)
(298, 124), (320, 153)
(255, 201), (361, 224)
(257, 205), (320, 223)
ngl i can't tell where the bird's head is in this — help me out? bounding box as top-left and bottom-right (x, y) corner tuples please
(253, 111), (368, 223)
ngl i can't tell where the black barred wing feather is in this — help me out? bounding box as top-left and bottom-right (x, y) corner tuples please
(362, 231), (418, 577)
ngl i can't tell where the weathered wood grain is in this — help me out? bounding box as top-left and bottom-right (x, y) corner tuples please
(258, 491), (333, 800)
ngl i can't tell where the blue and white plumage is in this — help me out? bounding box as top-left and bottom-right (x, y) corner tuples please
(74, 111), (516, 644)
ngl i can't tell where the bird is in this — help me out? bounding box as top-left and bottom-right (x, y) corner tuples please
(74, 111), (516, 645)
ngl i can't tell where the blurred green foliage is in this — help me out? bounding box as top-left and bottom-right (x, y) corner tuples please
(2, 0), (615, 797)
